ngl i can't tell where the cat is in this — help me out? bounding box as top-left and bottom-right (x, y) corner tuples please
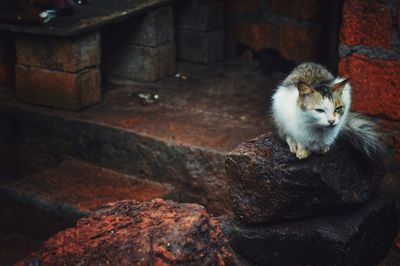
(271, 62), (383, 159)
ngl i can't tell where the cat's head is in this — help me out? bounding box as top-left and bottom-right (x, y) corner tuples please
(297, 77), (351, 128)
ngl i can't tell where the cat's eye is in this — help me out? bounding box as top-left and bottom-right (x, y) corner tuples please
(315, 109), (325, 113)
(335, 106), (343, 113)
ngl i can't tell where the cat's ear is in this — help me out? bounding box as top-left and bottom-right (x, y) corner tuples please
(297, 81), (314, 95)
(332, 76), (350, 92)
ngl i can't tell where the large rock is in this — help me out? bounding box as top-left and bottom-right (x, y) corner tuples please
(18, 199), (241, 266)
(219, 195), (398, 266)
(226, 134), (385, 224)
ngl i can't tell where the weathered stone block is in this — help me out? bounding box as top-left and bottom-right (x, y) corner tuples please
(226, 134), (385, 224)
(16, 64), (101, 110)
(130, 7), (174, 47)
(177, 1), (224, 31)
(15, 31), (100, 72)
(267, 0), (321, 21)
(231, 20), (274, 51)
(103, 42), (176, 82)
(339, 54), (400, 121)
(340, 0), (392, 49)
(220, 195), (398, 266)
(18, 200), (242, 265)
(102, 7), (174, 48)
(277, 24), (321, 63)
(177, 29), (224, 64)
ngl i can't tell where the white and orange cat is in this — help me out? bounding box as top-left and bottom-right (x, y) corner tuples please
(272, 62), (383, 159)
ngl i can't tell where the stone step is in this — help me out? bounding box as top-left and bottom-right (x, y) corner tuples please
(0, 61), (278, 216)
(0, 233), (41, 266)
(0, 159), (175, 241)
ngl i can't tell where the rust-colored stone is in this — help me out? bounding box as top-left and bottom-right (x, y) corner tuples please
(277, 24), (321, 63)
(267, 0), (320, 21)
(16, 31), (100, 72)
(339, 54), (400, 121)
(16, 64), (101, 110)
(340, 0), (392, 49)
(18, 200), (241, 266)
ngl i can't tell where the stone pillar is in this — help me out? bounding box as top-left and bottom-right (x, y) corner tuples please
(223, 134), (398, 266)
(102, 7), (176, 82)
(177, 1), (225, 64)
(15, 31), (101, 110)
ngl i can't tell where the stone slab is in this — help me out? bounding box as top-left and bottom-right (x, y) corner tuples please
(220, 194), (398, 266)
(0, 0), (180, 37)
(16, 64), (101, 110)
(177, 29), (225, 64)
(103, 42), (176, 81)
(16, 31), (100, 73)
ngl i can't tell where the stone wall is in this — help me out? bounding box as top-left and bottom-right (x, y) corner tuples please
(338, 0), (400, 175)
(0, 32), (15, 93)
(225, 0), (340, 69)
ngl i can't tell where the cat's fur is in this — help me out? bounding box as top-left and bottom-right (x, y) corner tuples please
(272, 62), (383, 159)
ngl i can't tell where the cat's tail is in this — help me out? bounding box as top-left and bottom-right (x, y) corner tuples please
(341, 112), (385, 159)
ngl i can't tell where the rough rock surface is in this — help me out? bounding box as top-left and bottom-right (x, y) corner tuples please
(220, 195), (398, 266)
(18, 199), (241, 266)
(226, 134), (385, 224)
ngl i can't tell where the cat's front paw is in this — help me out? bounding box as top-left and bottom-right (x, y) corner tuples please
(286, 137), (298, 154)
(320, 145), (330, 154)
(295, 148), (311, 159)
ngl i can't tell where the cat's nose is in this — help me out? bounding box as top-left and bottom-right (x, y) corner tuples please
(328, 120), (335, 126)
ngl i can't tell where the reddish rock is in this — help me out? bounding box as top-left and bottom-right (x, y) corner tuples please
(232, 21), (274, 51)
(18, 200), (241, 266)
(339, 54), (400, 121)
(340, 0), (392, 49)
(226, 134), (385, 224)
(267, 0), (321, 21)
(16, 64), (101, 110)
(16, 31), (100, 73)
(277, 24), (321, 63)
